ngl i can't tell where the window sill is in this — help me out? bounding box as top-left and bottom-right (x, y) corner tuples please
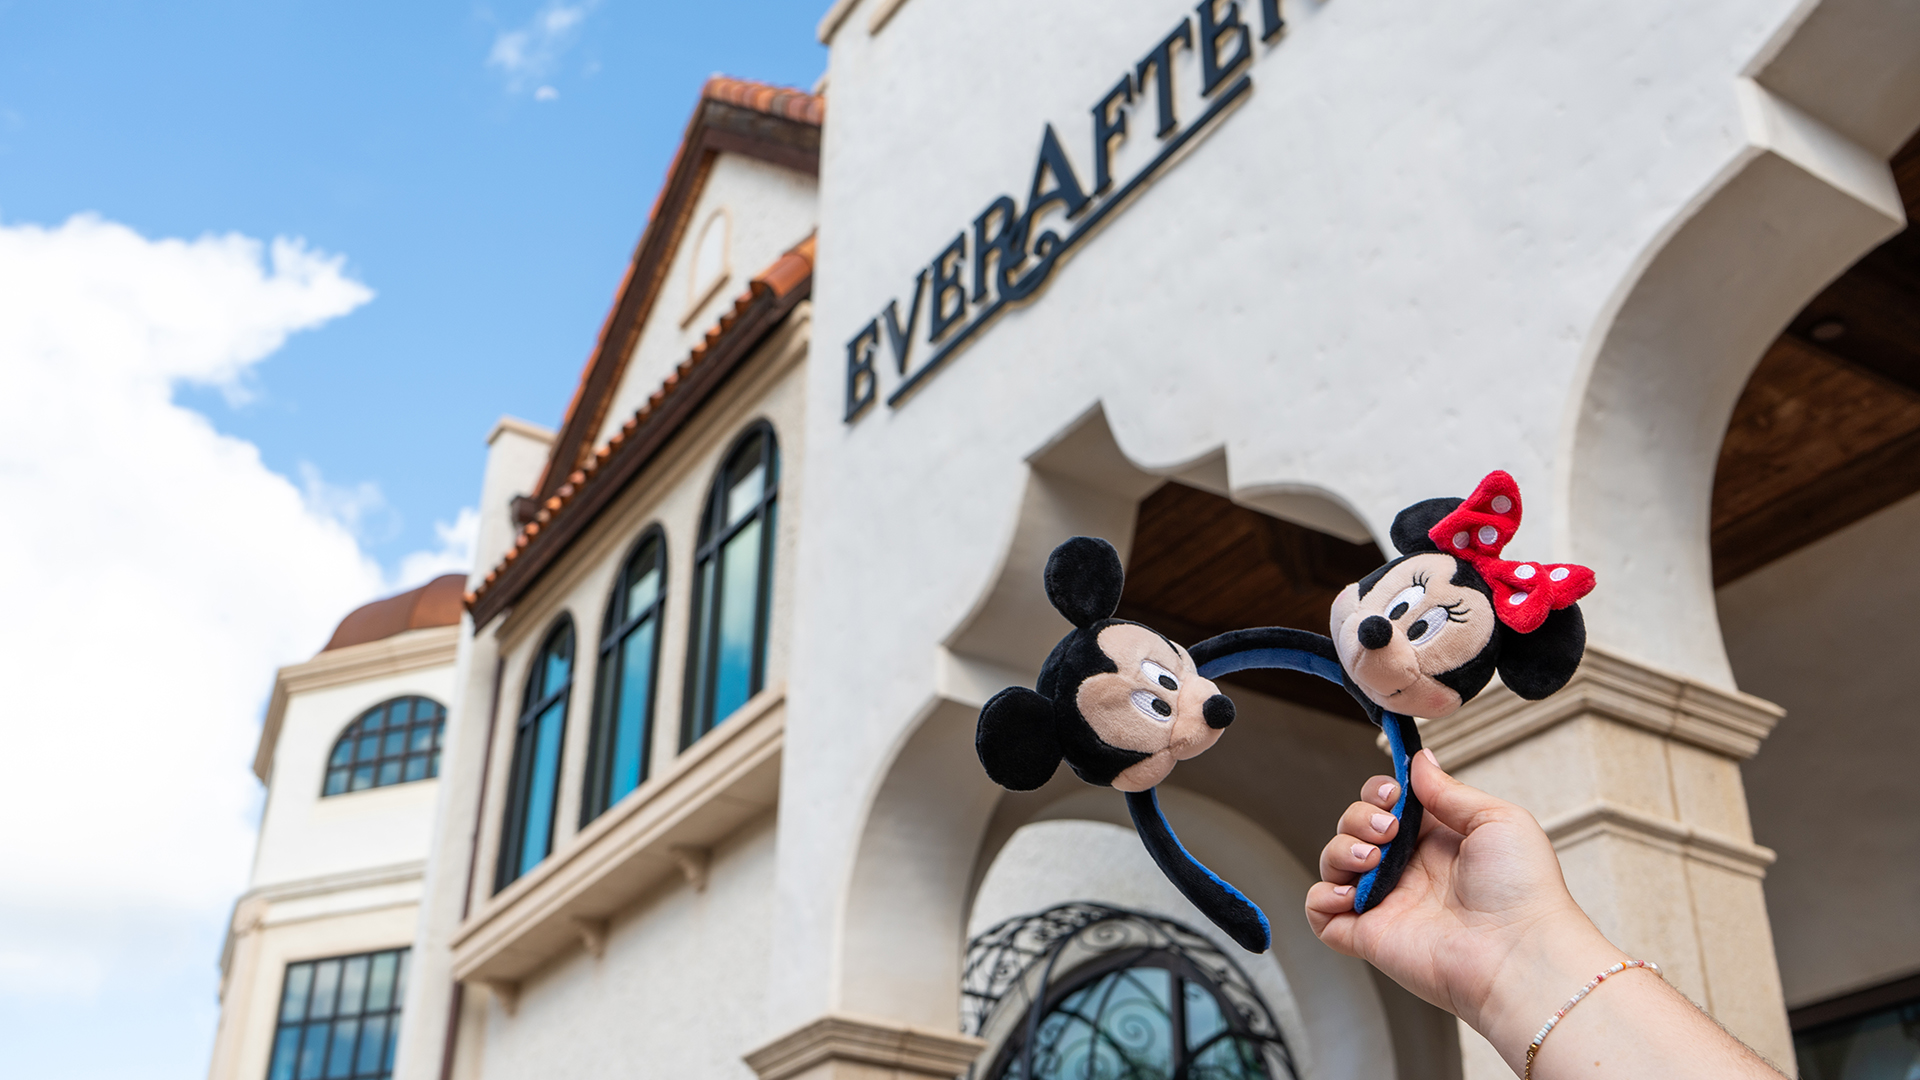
(449, 686), (784, 987)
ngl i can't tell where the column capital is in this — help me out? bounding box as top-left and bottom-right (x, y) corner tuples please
(744, 1013), (986, 1080)
(1420, 644), (1783, 769)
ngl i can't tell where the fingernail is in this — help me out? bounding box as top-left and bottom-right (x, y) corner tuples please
(1333, 884), (1352, 896)
(1377, 782), (1397, 802)
(1370, 813), (1394, 833)
(1420, 748), (1440, 769)
(1351, 843), (1374, 862)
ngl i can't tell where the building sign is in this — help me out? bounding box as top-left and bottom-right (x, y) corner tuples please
(844, 0), (1286, 422)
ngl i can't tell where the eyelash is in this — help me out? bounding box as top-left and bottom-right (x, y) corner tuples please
(1440, 601), (1469, 623)
(1411, 571), (1430, 588)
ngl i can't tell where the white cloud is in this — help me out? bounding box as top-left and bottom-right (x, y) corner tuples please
(0, 213), (456, 1071)
(397, 505), (480, 587)
(487, 1), (596, 93)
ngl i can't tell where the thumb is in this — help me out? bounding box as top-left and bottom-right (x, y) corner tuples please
(1410, 748), (1516, 838)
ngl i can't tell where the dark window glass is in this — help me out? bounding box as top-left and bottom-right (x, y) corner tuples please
(682, 425), (778, 748)
(496, 618), (574, 891)
(582, 531), (667, 825)
(994, 956), (1273, 1080)
(321, 697), (446, 797)
(1795, 992), (1920, 1080)
(266, 948), (408, 1080)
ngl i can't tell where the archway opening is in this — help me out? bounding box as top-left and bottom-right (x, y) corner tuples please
(1712, 128), (1920, 1075)
(1709, 129), (1920, 585)
(1115, 481), (1382, 724)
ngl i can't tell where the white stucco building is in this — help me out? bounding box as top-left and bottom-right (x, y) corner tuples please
(215, 3), (1920, 1078)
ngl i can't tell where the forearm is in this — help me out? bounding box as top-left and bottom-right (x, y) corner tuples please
(1471, 917), (1784, 1080)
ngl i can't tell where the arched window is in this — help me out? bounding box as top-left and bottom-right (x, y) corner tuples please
(682, 424), (778, 747)
(321, 697), (445, 796)
(581, 530), (667, 825)
(496, 619), (574, 891)
(967, 905), (1296, 1080)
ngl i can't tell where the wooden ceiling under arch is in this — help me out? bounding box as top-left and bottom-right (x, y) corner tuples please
(1115, 482), (1382, 724)
(1711, 128), (1920, 585)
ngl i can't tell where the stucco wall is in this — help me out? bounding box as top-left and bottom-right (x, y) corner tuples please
(774, 0), (1909, 1033)
(471, 816), (777, 1080)
(253, 653), (455, 889)
(596, 153), (818, 448)
(1720, 490), (1920, 1007)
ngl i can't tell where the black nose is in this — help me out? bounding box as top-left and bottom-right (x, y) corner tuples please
(1203, 693), (1235, 729)
(1358, 615), (1394, 651)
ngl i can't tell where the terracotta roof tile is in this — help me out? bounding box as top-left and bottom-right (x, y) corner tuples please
(533, 74), (823, 511)
(466, 234), (816, 615)
(702, 75), (826, 126)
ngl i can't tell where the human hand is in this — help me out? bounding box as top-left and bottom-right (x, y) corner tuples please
(1304, 749), (1625, 1065)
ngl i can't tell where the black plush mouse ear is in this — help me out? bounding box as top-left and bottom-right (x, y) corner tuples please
(1043, 536), (1124, 629)
(1389, 498), (1464, 555)
(1497, 604), (1586, 700)
(977, 686), (1063, 790)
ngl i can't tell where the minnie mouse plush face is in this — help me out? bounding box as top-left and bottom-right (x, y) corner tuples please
(1330, 473), (1596, 720)
(1331, 552), (1497, 717)
(976, 537), (1235, 793)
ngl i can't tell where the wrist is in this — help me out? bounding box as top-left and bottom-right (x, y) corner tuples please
(1470, 910), (1628, 1069)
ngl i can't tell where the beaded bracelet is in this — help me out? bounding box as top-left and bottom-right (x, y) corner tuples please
(1522, 960), (1662, 1079)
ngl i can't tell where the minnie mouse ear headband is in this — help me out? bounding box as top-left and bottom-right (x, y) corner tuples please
(1189, 470), (1594, 914)
(974, 537), (1271, 953)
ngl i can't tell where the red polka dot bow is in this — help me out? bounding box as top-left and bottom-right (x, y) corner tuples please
(1425, 470), (1595, 634)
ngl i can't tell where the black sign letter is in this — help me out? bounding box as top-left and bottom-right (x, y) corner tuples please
(1196, 0), (1251, 96)
(845, 319), (880, 421)
(1260, 0), (1284, 41)
(1091, 76), (1133, 196)
(973, 197), (1020, 303)
(1137, 20), (1193, 138)
(928, 234), (969, 343)
(1026, 124), (1092, 224)
(882, 269), (928, 374)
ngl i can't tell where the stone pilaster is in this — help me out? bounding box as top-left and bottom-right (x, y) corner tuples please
(745, 1014), (986, 1080)
(1417, 646), (1792, 1076)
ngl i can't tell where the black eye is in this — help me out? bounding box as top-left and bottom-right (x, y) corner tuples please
(1151, 698), (1172, 717)
(1406, 617), (1429, 639)
(1390, 602), (1409, 620)
(1158, 675), (1176, 691)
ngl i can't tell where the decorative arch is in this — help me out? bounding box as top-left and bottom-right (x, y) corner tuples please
(1559, 0), (1920, 686)
(834, 406), (1403, 1075)
(965, 904), (1298, 1080)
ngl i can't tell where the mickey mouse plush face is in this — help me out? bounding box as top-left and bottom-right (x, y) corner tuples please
(976, 537), (1235, 793)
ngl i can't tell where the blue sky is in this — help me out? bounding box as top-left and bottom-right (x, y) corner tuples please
(0, 0), (826, 573)
(0, 3), (824, 1078)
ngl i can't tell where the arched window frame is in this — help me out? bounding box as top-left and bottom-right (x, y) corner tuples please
(965, 904), (1297, 1080)
(495, 617), (575, 893)
(681, 422), (779, 749)
(320, 696), (446, 796)
(581, 528), (668, 826)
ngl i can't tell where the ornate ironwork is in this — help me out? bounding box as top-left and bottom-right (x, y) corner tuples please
(961, 903), (1298, 1080)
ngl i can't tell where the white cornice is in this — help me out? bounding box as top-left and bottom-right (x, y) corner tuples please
(488, 415), (555, 446)
(1418, 644), (1785, 768)
(254, 625), (461, 781)
(744, 1013), (985, 1080)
